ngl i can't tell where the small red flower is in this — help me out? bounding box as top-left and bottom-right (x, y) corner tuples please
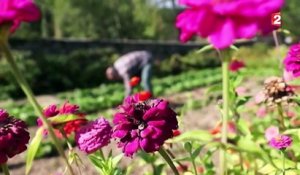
(229, 60), (245, 72)
(138, 91), (152, 101)
(173, 130), (181, 137)
(197, 166), (205, 173)
(130, 76), (141, 87)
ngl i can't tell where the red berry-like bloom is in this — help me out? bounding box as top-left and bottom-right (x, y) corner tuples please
(112, 95), (178, 156)
(229, 60), (245, 72)
(138, 91), (152, 101)
(0, 109), (30, 164)
(37, 102), (87, 138)
(130, 76), (141, 87)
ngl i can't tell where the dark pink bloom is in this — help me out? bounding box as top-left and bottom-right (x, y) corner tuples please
(229, 60), (245, 72)
(268, 135), (292, 150)
(37, 102), (87, 138)
(284, 43), (300, 78)
(59, 102), (79, 114)
(75, 118), (112, 154)
(44, 104), (59, 117)
(176, 0), (284, 49)
(0, 109), (30, 164)
(112, 95), (178, 156)
(0, 0), (41, 32)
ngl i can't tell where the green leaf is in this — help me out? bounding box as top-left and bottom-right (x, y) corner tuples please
(26, 127), (43, 175)
(184, 142), (192, 153)
(237, 137), (262, 154)
(230, 45), (239, 51)
(48, 114), (79, 124)
(258, 159), (296, 174)
(191, 145), (204, 160)
(112, 154), (123, 167)
(205, 84), (222, 95)
(237, 119), (251, 136)
(196, 44), (214, 54)
(169, 130), (213, 143)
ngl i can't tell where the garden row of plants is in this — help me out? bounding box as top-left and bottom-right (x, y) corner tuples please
(2, 68), (222, 126)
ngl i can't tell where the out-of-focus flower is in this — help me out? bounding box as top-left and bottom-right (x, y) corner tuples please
(235, 86), (247, 96)
(112, 95), (178, 156)
(75, 117), (112, 154)
(0, 0), (41, 33)
(286, 111), (295, 118)
(177, 164), (188, 173)
(256, 106), (267, 118)
(263, 77), (294, 107)
(197, 166), (205, 173)
(176, 0), (284, 49)
(268, 135), (292, 150)
(284, 43), (300, 78)
(229, 60), (245, 72)
(37, 102), (87, 138)
(138, 91), (152, 101)
(210, 121), (236, 135)
(0, 109), (30, 164)
(130, 76), (141, 87)
(283, 70), (295, 82)
(265, 126), (279, 141)
(255, 91), (266, 104)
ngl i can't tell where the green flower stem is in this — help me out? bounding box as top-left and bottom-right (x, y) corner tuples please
(220, 53), (230, 175)
(278, 105), (286, 131)
(281, 151), (285, 175)
(0, 38), (74, 175)
(1, 163), (10, 175)
(158, 147), (179, 175)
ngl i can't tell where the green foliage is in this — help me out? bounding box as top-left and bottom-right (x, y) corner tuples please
(26, 128), (43, 175)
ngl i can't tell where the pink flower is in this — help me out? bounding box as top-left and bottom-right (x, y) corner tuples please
(255, 91), (266, 104)
(284, 43), (300, 78)
(235, 86), (247, 96)
(75, 118), (112, 154)
(283, 70), (294, 82)
(265, 126), (279, 141)
(256, 106), (267, 118)
(0, 109), (30, 164)
(269, 135), (292, 150)
(0, 0), (41, 33)
(176, 0), (284, 49)
(229, 60), (245, 72)
(112, 95), (178, 156)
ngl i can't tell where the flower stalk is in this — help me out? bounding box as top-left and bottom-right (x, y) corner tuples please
(220, 52), (231, 175)
(158, 147), (179, 175)
(0, 27), (74, 175)
(1, 163), (10, 175)
(281, 150), (285, 175)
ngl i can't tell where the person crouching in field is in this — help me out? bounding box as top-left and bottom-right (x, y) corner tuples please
(106, 50), (153, 97)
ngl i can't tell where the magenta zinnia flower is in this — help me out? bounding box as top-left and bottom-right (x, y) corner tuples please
(0, 0), (41, 32)
(268, 135), (292, 150)
(284, 43), (300, 78)
(75, 118), (112, 154)
(112, 95), (178, 156)
(0, 109), (30, 164)
(176, 0), (284, 49)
